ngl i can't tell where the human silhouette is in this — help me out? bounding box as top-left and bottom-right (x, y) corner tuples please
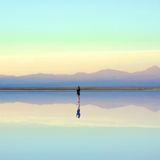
(76, 103), (81, 118)
(76, 86), (81, 118)
(76, 86), (80, 103)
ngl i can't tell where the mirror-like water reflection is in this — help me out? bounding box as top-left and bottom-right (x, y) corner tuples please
(0, 91), (159, 111)
(0, 91), (160, 160)
(0, 125), (159, 160)
(0, 91), (160, 127)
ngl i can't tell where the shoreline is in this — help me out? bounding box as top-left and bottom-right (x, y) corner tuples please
(0, 87), (160, 91)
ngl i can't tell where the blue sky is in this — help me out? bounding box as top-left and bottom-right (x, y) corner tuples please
(0, 0), (160, 75)
(0, 0), (160, 44)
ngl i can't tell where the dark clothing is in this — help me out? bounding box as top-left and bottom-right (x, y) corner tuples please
(76, 108), (81, 118)
(77, 87), (80, 96)
(76, 86), (81, 118)
(77, 89), (80, 96)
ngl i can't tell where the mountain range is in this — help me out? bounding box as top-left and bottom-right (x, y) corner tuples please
(0, 66), (160, 87)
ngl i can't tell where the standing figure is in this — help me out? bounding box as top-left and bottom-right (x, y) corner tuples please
(76, 86), (81, 118)
(76, 86), (80, 103)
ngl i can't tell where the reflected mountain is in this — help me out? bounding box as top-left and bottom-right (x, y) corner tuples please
(0, 91), (159, 112)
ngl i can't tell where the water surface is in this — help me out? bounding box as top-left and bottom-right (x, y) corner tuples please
(0, 91), (159, 160)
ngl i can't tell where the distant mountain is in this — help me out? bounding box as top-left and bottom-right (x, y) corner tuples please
(0, 66), (160, 87)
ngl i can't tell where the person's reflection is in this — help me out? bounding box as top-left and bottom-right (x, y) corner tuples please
(76, 102), (81, 118)
(76, 86), (81, 118)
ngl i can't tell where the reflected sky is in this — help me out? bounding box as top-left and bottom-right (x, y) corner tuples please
(0, 91), (159, 127)
(0, 91), (160, 160)
(0, 125), (160, 160)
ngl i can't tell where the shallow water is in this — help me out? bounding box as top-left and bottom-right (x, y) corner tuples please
(0, 91), (160, 160)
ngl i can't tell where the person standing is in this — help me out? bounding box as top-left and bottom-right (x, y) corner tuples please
(76, 86), (81, 118)
(76, 86), (80, 103)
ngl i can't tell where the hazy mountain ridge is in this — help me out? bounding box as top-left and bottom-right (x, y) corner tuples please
(0, 66), (160, 87)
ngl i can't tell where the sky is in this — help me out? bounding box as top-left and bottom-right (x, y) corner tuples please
(0, 0), (160, 75)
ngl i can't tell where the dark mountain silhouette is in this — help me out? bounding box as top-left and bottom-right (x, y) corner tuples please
(0, 66), (160, 87)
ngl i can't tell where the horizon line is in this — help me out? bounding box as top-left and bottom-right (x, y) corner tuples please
(0, 86), (160, 91)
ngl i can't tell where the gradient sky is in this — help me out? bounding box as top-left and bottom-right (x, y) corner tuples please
(0, 0), (160, 75)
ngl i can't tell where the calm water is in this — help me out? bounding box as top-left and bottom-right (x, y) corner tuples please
(0, 91), (160, 160)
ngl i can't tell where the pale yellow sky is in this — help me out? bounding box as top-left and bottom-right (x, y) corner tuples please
(0, 49), (160, 75)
